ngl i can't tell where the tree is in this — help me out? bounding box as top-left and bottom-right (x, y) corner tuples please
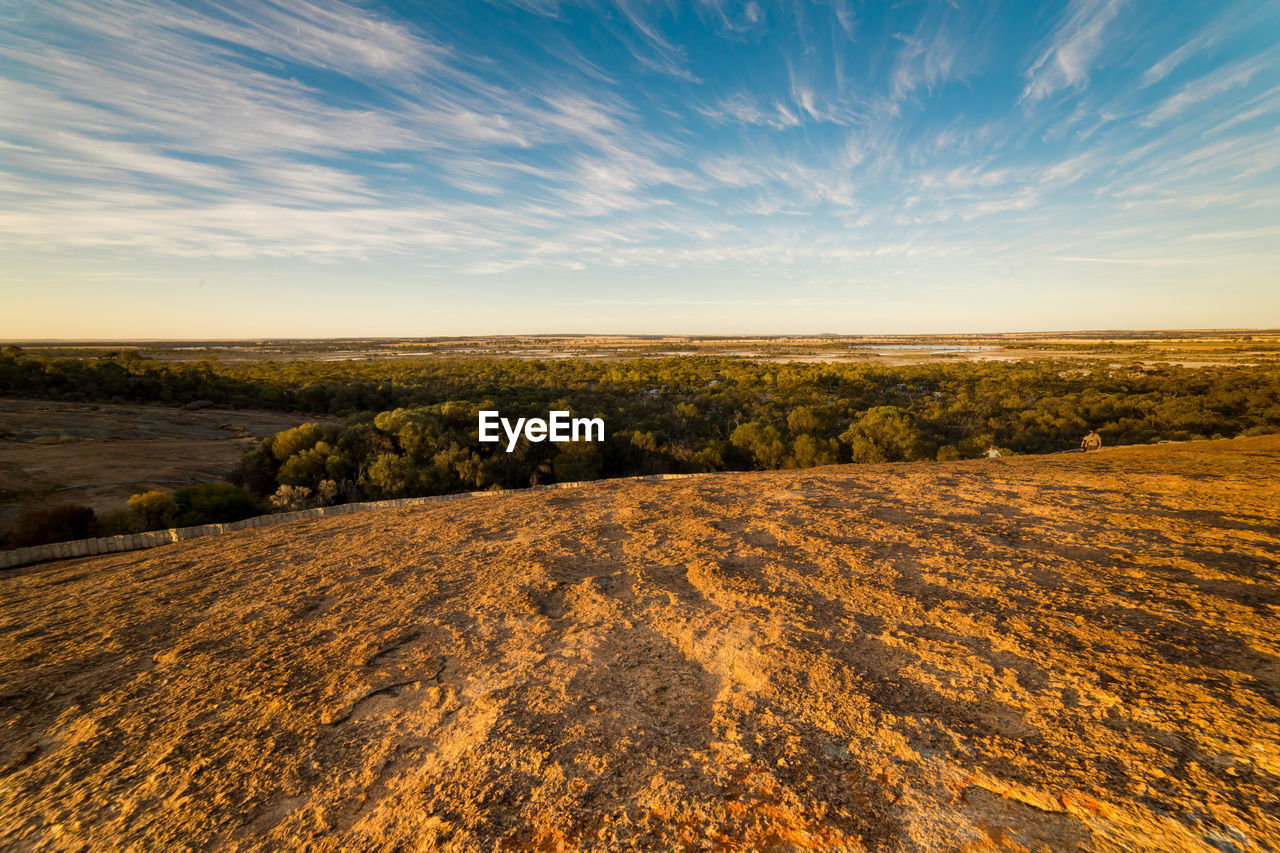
(554, 442), (602, 482)
(690, 443), (724, 472)
(365, 453), (412, 497)
(730, 421), (786, 469)
(128, 490), (177, 529)
(172, 483), (258, 526)
(840, 406), (924, 463)
(6, 504), (97, 547)
(530, 460), (554, 486)
(787, 406), (821, 435)
(230, 445), (278, 495)
(278, 448), (328, 487)
(789, 434), (839, 468)
(630, 430), (659, 453)
(270, 423), (326, 462)
(431, 444), (486, 490)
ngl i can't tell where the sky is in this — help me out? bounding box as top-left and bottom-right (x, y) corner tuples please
(1, 0), (1278, 338)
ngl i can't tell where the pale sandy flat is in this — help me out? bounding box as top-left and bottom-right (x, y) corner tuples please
(0, 400), (330, 531)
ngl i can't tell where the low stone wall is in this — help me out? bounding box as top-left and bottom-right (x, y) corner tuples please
(0, 473), (709, 571)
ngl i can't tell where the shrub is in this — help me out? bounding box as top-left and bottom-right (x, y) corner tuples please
(128, 490), (177, 529)
(365, 453), (412, 497)
(96, 508), (144, 536)
(840, 407), (925, 463)
(278, 448), (328, 486)
(172, 482), (259, 527)
(787, 406), (821, 435)
(315, 479), (339, 505)
(270, 484), (312, 510)
(5, 504), (97, 548)
(730, 422), (786, 469)
(789, 433), (839, 468)
(230, 445), (278, 495)
(553, 443), (602, 482)
(270, 423), (326, 462)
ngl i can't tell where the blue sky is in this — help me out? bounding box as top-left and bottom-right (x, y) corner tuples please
(1, 0), (1277, 337)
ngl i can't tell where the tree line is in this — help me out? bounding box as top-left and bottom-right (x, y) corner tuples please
(3, 347), (1278, 547)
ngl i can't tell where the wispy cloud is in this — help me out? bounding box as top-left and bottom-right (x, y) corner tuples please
(1021, 0), (1122, 103)
(0, 0), (703, 260)
(701, 93), (805, 129)
(597, 0), (699, 81)
(1141, 32), (1218, 88)
(889, 3), (973, 102)
(0, 0), (1276, 334)
(1139, 1), (1272, 88)
(1051, 255), (1179, 266)
(1142, 53), (1273, 125)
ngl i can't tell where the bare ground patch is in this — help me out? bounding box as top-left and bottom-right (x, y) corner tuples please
(0, 399), (332, 533)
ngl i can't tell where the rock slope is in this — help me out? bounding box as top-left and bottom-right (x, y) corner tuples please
(2, 436), (1278, 851)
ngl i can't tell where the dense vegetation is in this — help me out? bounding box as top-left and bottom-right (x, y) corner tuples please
(3, 483), (259, 549)
(3, 345), (1278, 547)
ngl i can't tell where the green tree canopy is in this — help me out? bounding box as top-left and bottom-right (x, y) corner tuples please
(840, 406), (925, 463)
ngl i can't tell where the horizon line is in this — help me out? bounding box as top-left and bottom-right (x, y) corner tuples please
(4, 328), (1279, 345)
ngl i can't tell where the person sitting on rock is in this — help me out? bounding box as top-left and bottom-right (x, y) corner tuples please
(984, 445), (1002, 458)
(1081, 430), (1102, 452)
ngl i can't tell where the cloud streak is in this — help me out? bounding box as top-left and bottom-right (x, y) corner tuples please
(0, 0), (1276, 335)
(1142, 54), (1274, 125)
(1021, 0), (1121, 103)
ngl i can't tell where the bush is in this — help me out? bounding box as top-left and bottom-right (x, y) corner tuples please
(128, 490), (177, 529)
(270, 423), (326, 462)
(789, 434), (839, 468)
(230, 445), (278, 495)
(840, 406), (925, 462)
(730, 421), (786, 469)
(270, 484), (313, 510)
(97, 507), (144, 536)
(5, 504), (98, 548)
(277, 448), (328, 486)
(172, 482), (259, 527)
(553, 443), (602, 482)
